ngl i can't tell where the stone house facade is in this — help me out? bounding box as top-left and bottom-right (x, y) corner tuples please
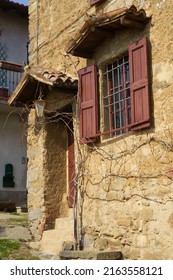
(9, 0), (173, 259)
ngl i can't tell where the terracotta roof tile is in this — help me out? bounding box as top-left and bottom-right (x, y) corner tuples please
(25, 66), (78, 89)
(8, 66), (78, 106)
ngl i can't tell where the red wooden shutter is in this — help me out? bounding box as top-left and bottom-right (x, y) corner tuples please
(90, 0), (103, 6)
(129, 37), (151, 130)
(78, 65), (98, 142)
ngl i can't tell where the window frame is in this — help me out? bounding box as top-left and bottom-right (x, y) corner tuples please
(103, 55), (131, 137)
(78, 36), (151, 142)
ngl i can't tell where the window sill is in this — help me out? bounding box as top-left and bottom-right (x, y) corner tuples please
(100, 130), (133, 144)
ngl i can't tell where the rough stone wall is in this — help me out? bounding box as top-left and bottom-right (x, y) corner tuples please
(28, 0), (86, 241)
(27, 109), (46, 240)
(78, 130), (173, 259)
(75, 0), (173, 259)
(28, 0), (173, 258)
(27, 98), (69, 240)
(29, 0), (88, 74)
(44, 121), (68, 225)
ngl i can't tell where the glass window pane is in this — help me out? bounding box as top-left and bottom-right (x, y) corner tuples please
(104, 55), (131, 136)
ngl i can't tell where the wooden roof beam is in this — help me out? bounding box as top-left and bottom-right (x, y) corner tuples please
(120, 17), (145, 29)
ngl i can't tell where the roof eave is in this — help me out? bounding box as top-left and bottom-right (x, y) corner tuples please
(8, 67), (78, 107)
(8, 73), (30, 106)
(66, 5), (151, 58)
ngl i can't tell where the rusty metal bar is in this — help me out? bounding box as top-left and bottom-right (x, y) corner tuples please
(0, 60), (23, 97)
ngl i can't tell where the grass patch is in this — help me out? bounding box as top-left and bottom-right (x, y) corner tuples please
(0, 212), (40, 260)
(0, 239), (40, 260)
(0, 239), (20, 259)
(10, 212), (20, 216)
(11, 242), (40, 260)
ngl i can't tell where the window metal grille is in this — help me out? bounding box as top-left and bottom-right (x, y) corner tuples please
(0, 43), (7, 61)
(104, 55), (131, 136)
(0, 43), (7, 88)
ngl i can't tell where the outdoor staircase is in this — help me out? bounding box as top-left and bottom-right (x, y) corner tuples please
(40, 216), (74, 255)
(30, 210), (123, 260)
(30, 210), (74, 256)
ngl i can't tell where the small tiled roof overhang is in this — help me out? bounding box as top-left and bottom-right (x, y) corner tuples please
(66, 5), (150, 58)
(0, 0), (28, 16)
(8, 66), (78, 107)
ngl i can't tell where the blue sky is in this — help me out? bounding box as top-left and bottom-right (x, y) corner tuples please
(12, 0), (28, 5)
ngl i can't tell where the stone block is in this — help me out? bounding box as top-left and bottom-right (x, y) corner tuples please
(62, 241), (74, 251)
(140, 208), (153, 222)
(108, 238), (122, 247)
(95, 238), (108, 250)
(167, 213), (173, 228)
(134, 234), (148, 249)
(116, 218), (132, 227)
(130, 248), (141, 260)
(29, 209), (42, 221)
(59, 250), (123, 260)
(83, 235), (94, 250)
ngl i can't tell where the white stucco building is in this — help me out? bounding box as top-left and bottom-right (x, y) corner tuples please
(0, 0), (28, 208)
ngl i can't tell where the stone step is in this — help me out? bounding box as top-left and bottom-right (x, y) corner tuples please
(55, 217), (74, 230)
(59, 250), (123, 260)
(42, 228), (73, 241)
(40, 233), (74, 254)
(39, 216), (74, 255)
(40, 240), (67, 255)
